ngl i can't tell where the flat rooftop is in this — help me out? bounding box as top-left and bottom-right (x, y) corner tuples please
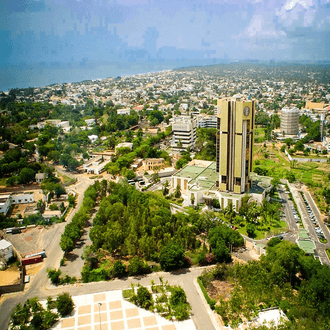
(298, 240), (315, 254)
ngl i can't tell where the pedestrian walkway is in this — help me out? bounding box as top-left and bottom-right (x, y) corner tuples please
(50, 290), (196, 330)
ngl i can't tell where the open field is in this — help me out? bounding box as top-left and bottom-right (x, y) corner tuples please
(0, 265), (20, 286)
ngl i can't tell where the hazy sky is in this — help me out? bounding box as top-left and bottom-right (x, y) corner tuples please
(1, 0), (330, 66)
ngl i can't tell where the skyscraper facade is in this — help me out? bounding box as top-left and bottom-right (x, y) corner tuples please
(216, 96), (255, 206)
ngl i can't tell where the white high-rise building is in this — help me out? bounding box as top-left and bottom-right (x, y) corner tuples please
(170, 116), (197, 150)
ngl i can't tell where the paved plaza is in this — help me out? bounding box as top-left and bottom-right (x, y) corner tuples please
(51, 290), (197, 330)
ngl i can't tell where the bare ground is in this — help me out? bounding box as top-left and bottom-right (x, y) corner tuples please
(0, 265), (20, 286)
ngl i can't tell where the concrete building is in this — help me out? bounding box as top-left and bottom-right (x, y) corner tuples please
(170, 116), (197, 150)
(280, 107), (300, 135)
(117, 108), (131, 115)
(143, 158), (165, 171)
(0, 239), (13, 261)
(83, 155), (109, 174)
(196, 114), (217, 128)
(0, 195), (11, 215)
(215, 96), (256, 210)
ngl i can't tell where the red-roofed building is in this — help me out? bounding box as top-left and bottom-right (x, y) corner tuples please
(133, 105), (144, 111)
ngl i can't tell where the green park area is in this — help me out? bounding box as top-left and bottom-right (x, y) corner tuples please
(253, 142), (330, 213)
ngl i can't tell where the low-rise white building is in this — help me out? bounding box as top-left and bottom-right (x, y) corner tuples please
(83, 156), (108, 174)
(0, 195), (11, 215)
(115, 142), (134, 152)
(85, 118), (96, 126)
(117, 108), (131, 115)
(88, 135), (99, 143)
(0, 239), (13, 261)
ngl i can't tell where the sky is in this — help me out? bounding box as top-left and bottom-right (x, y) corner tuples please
(1, 0), (330, 71)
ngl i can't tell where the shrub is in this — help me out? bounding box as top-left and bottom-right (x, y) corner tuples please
(197, 276), (216, 310)
(56, 292), (74, 317)
(136, 286), (153, 309)
(128, 257), (151, 276)
(113, 260), (126, 278)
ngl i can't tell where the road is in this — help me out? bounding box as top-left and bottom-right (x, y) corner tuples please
(0, 169), (95, 330)
(289, 184), (330, 266)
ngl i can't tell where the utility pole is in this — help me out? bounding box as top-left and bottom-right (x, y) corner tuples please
(98, 303), (102, 330)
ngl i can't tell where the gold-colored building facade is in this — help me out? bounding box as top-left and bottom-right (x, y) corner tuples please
(216, 97), (255, 194)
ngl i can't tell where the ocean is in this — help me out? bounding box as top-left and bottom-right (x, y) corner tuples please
(0, 59), (219, 92)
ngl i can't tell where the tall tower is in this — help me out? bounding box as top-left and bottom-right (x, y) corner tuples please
(216, 96), (255, 195)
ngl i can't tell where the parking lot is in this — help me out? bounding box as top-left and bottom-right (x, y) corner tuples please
(5, 224), (62, 257)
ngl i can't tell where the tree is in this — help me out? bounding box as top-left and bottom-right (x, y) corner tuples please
(159, 242), (186, 271)
(47, 268), (61, 285)
(18, 167), (35, 184)
(162, 180), (169, 196)
(246, 223), (256, 238)
(60, 235), (75, 254)
(37, 200), (46, 214)
(174, 184), (181, 199)
(294, 140), (305, 152)
(56, 292), (74, 317)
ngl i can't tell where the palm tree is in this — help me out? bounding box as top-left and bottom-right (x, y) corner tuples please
(224, 203), (236, 224)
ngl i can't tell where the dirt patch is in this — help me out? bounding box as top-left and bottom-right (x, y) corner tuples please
(0, 266), (20, 286)
(25, 236), (33, 242)
(26, 262), (44, 276)
(208, 280), (234, 301)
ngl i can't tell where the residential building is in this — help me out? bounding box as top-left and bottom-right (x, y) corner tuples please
(83, 155), (109, 174)
(88, 135), (99, 143)
(170, 116), (197, 150)
(115, 142), (133, 152)
(117, 108), (131, 115)
(280, 107), (300, 135)
(35, 173), (46, 183)
(143, 158), (165, 171)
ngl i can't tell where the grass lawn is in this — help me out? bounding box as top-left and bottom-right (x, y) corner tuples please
(61, 174), (76, 185)
(326, 249), (330, 259)
(237, 220), (287, 240)
(254, 143), (330, 214)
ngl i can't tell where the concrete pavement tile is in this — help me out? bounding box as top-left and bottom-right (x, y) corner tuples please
(94, 312), (108, 323)
(109, 300), (122, 310)
(145, 328), (159, 330)
(94, 303), (107, 312)
(79, 305), (92, 315)
(94, 294), (106, 302)
(127, 318), (141, 329)
(78, 315), (92, 326)
(143, 316), (157, 327)
(94, 324), (108, 330)
(110, 320), (125, 330)
(110, 310), (124, 320)
(61, 318), (75, 328)
(161, 325), (176, 330)
(78, 326), (91, 330)
(125, 308), (139, 318)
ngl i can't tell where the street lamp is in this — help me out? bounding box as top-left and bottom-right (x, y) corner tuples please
(98, 303), (102, 330)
